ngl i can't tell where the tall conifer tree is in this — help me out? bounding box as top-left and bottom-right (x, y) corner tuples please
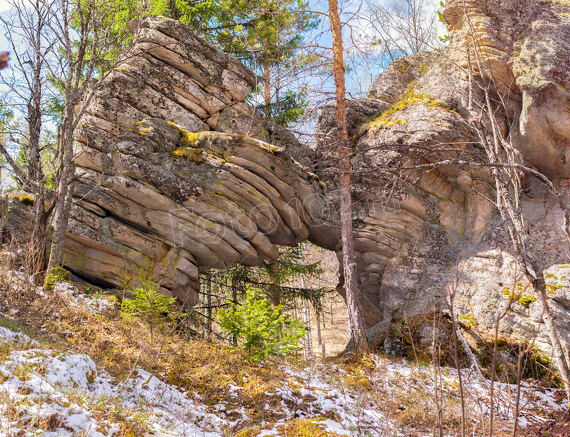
(327, 0), (368, 354)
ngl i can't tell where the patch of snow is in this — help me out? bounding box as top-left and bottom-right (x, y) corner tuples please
(53, 282), (114, 314)
(0, 251), (16, 258)
(0, 326), (237, 436)
(0, 326), (37, 345)
(44, 353), (98, 390)
(322, 418), (352, 435)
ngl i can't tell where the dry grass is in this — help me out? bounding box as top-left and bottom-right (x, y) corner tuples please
(27, 302), (296, 424)
(325, 354), (525, 437)
(0, 266), (306, 432)
(0, 293), (558, 437)
(235, 417), (346, 437)
(0, 242), (565, 436)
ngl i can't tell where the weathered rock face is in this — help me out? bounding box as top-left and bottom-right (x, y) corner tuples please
(3, 1), (570, 358)
(315, 0), (570, 353)
(443, 0), (570, 179)
(45, 17), (323, 305)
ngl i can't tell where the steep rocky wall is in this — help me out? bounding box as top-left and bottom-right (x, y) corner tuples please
(3, 1), (570, 358)
(67, 1), (570, 357)
(47, 17), (324, 305)
(315, 0), (570, 353)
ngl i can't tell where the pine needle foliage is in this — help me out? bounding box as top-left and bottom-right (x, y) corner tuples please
(120, 279), (185, 341)
(218, 287), (307, 360)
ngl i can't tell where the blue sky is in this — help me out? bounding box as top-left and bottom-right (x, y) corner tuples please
(0, 0), (385, 102)
(0, 1), (10, 51)
(0, 0), (386, 186)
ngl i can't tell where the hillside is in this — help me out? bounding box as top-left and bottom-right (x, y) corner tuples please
(1, 0), (570, 435)
(0, 254), (566, 436)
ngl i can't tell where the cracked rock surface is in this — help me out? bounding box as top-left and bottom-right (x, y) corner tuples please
(315, 0), (570, 353)
(3, 0), (570, 358)
(6, 17), (324, 305)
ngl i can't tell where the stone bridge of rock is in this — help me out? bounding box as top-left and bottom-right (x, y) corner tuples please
(4, 0), (570, 355)
(49, 16), (331, 306)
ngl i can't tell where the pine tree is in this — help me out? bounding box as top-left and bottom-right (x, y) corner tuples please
(327, 0), (368, 354)
(152, 0), (318, 128)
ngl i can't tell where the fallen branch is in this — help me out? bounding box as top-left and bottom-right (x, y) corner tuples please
(454, 315), (489, 388)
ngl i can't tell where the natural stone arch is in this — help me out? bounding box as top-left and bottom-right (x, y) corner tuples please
(4, 1), (570, 361)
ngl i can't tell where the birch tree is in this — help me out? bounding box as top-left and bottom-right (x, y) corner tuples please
(362, 0), (443, 61)
(38, 0), (134, 282)
(0, 0), (56, 273)
(0, 0), (136, 280)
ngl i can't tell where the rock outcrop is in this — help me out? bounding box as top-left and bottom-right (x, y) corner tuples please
(3, 0), (570, 358)
(13, 17), (323, 306)
(316, 0), (570, 353)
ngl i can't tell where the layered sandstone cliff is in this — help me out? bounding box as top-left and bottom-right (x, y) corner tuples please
(316, 0), (570, 352)
(10, 17), (324, 306)
(3, 0), (570, 358)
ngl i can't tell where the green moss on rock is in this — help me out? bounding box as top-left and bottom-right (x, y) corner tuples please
(366, 91), (439, 133)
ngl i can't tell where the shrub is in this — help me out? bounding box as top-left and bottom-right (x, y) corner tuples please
(218, 287), (307, 360)
(120, 279), (184, 341)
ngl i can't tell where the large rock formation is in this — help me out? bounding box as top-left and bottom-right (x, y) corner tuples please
(21, 17), (323, 306)
(3, 0), (570, 357)
(316, 0), (570, 353)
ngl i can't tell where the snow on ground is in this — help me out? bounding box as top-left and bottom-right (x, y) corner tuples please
(0, 280), (565, 436)
(366, 354), (565, 431)
(0, 320), (565, 436)
(52, 282), (114, 314)
(0, 270), (114, 318)
(0, 340), (230, 436)
(0, 326), (37, 345)
(0, 328), (375, 436)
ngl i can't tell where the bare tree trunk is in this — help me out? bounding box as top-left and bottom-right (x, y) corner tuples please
(451, 314), (466, 437)
(301, 273), (314, 360)
(206, 277), (212, 338)
(330, 294), (333, 326)
(45, 140), (74, 283)
(328, 0), (368, 354)
(446, 274), (466, 437)
(456, 319), (487, 385)
(44, 0), (79, 284)
(432, 309), (444, 437)
(268, 263), (280, 309)
(28, 38), (48, 274)
(232, 279), (238, 347)
(263, 60), (272, 120)
(534, 276), (570, 394)
(302, 298), (314, 360)
(316, 310), (326, 360)
(511, 341), (528, 437)
(16, 3), (51, 276)
(168, 0), (181, 19)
